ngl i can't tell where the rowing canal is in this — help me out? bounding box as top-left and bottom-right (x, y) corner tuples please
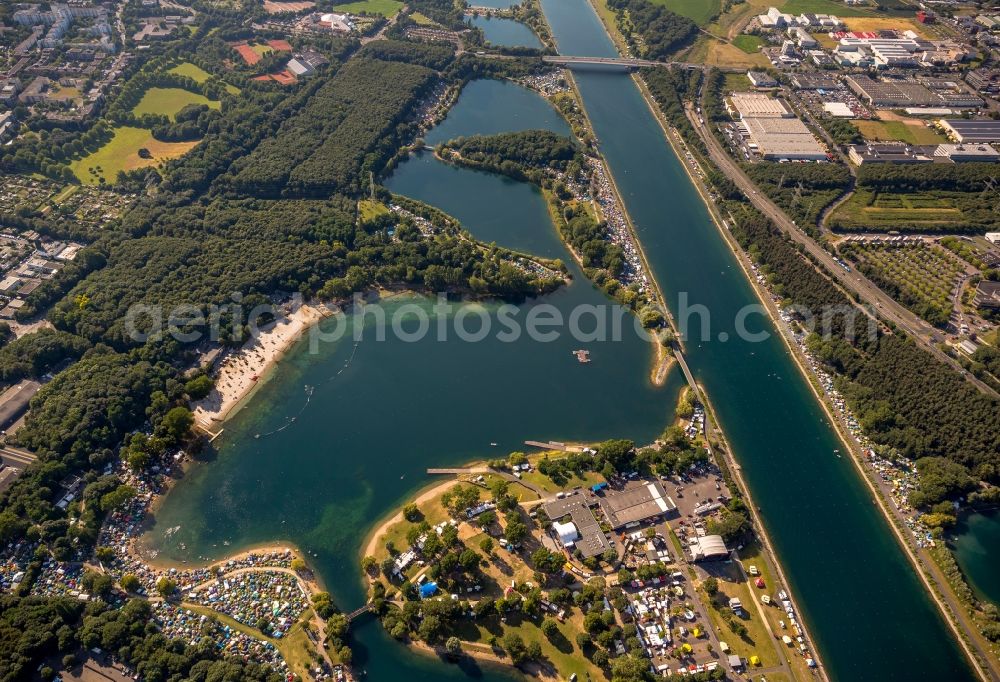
(147, 0), (978, 679)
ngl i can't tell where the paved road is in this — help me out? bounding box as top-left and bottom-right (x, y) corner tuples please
(686, 104), (998, 399)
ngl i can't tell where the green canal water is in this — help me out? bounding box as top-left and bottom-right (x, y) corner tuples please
(467, 15), (543, 49)
(538, 0), (977, 679)
(148, 0), (979, 678)
(953, 510), (1000, 607)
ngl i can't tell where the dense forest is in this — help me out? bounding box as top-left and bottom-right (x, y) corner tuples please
(442, 129), (581, 176)
(230, 58), (438, 197)
(606, 0), (697, 60)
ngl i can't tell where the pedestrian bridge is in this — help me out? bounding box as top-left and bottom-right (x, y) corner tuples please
(540, 55), (702, 70)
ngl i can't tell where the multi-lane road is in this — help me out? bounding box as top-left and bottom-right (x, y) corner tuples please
(685, 104), (999, 399)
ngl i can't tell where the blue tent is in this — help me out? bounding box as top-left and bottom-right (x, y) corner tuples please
(419, 582), (438, 598)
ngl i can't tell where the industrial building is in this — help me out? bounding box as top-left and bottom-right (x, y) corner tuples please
(845, 75), (939, 107)
(848, 143), (932, 165)
(597, 480), (677, 530)
(975, 280), (1000, 310)
(729, 92), (793, 119)
(747, 70), (778, 88)
(938, 119), (1000, 143)
(741, 117), (828, 160)
(933, 144), (1000, 162)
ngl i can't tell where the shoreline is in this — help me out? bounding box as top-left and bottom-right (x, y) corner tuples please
(192, 300), (331, 434)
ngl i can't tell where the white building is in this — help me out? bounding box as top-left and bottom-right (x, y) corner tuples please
(730, 92), (793, 119)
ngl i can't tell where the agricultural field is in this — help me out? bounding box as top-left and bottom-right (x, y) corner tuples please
(649, 0), (721, 26)
(70, 126), (201, 185)
(830, 189), (969, 232)
(838, 241), (967, 326)
(133, 87), (221, 120)
(732, 33), (766, 53)
(332, 0), (403, 15)
(854, 119), (946, 145)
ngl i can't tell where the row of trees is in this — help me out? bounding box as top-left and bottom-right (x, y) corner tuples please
(725, 206), (1000, 495)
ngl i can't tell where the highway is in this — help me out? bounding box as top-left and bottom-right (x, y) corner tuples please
(685, 103), (999, 399)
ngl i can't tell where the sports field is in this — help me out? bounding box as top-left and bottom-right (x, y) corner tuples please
(332, 0), (403, 15)
(70, 126), (201, 185)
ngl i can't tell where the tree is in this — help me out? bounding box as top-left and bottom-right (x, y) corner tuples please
(403, 503), (421, 522)
(503, 632), (529, 664)
(156, 576), (177, 597)
(184, 374), (214, 400)
(290, 558), (307, 572)
(702, 576), (718, 597)
(361, 555), (377, 574)
(445, 636), (462, 657)
(418, 615), (443, 644)
(459, 548), (480, 571)
(576, 632), (592, 650)
(610, 654), (654, 682)
(479, 537), (494, 555)
(541, 618), (559, 638)
(159, 406), (194, 443)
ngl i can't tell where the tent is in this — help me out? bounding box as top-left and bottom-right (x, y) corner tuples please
(419, 582), (438, 599)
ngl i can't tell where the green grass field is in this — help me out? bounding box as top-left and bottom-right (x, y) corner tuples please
(855, 119), (946, 145)
(781, 0), (873, 16)
(649, 0), (720, 25)
(333, 0), (402, 15)
(732, 34), (766, 53)
(70, 126), (201, 185)
(168, 62), (211, 83)
(133, 87), (220, 121)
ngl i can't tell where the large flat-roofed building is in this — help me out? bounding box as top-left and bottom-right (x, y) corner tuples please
(939, 119), (1000, 143)
(742, 117), (827, 160)
(934, 143), (1000, 162)
(848, 143), (932, 165)
(598, 481), (677, 530)
(845, 75), (939, 107)
(543, 492), (611, 559)
(729, 92), (793, 119)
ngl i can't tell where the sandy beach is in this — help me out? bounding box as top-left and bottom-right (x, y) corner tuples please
(192, 300), (330, 432)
